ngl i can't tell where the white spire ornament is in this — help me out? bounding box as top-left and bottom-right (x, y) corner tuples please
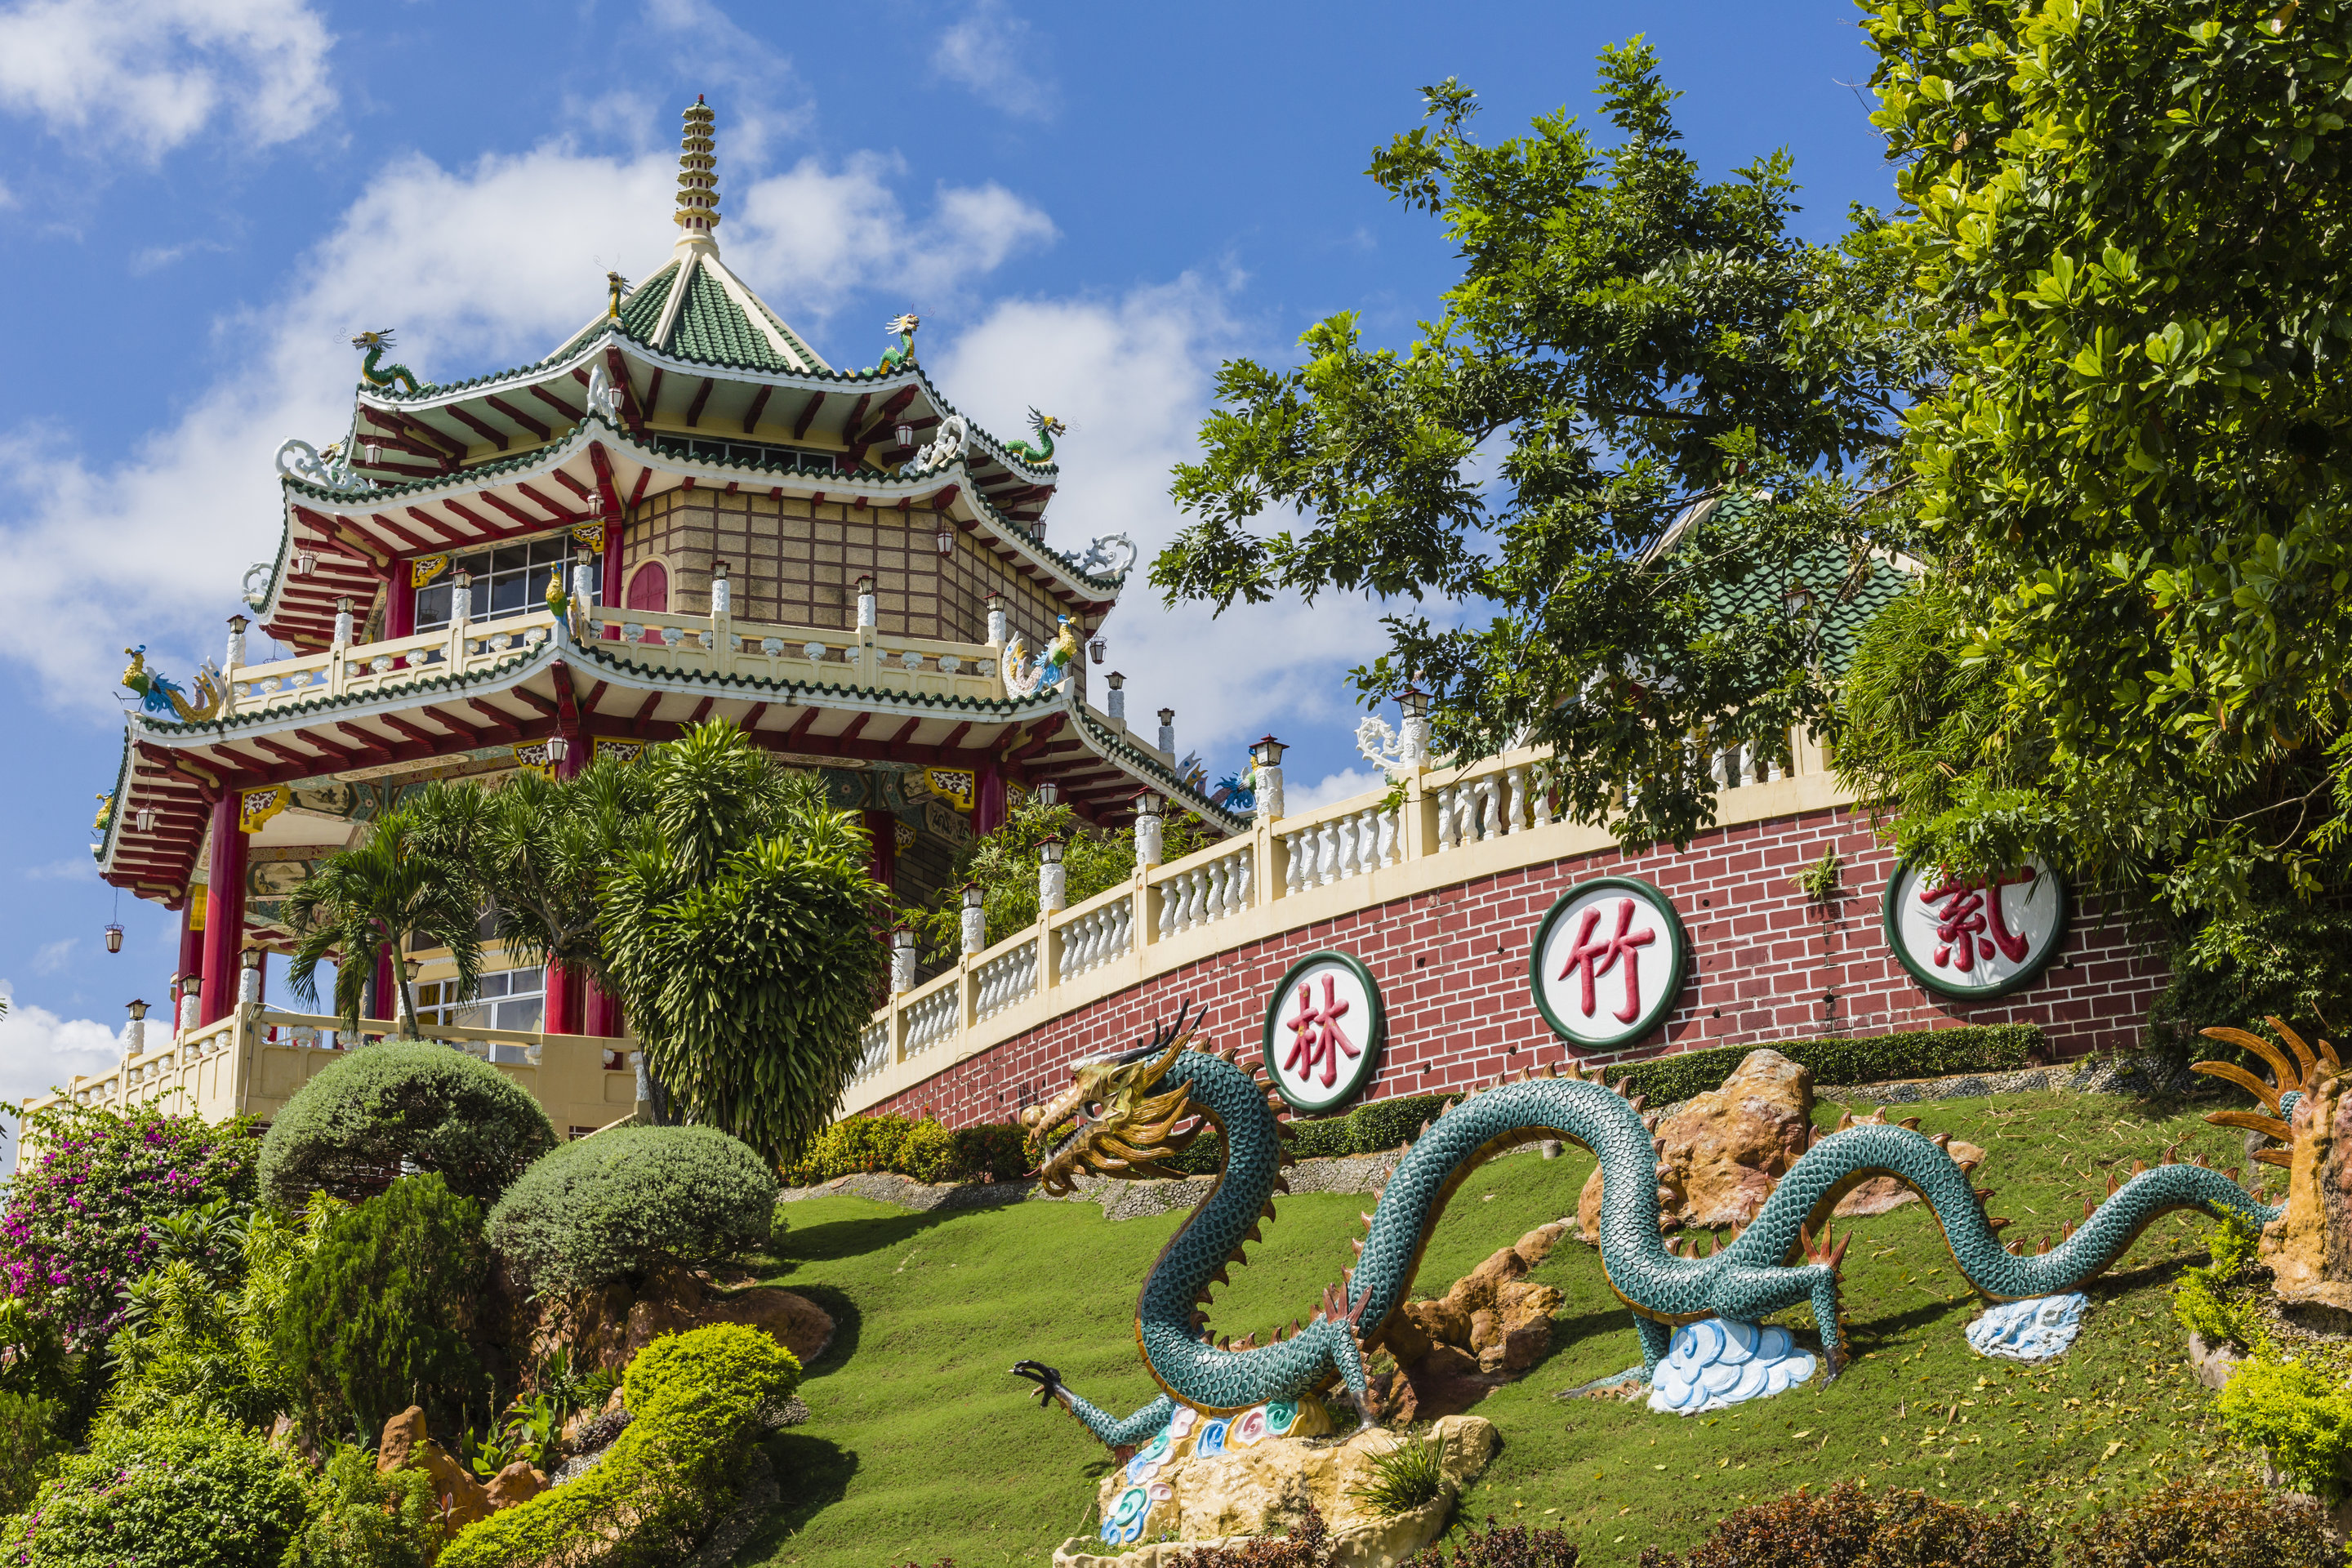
(675, 97), (720, 244)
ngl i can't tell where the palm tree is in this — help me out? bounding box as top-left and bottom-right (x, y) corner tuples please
(284, 805), (483, 1037)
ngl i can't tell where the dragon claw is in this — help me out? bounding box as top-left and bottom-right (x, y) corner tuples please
(1009, 1360), (1066, 1410)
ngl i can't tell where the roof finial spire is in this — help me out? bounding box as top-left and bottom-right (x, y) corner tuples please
(675, 96), (719, 247)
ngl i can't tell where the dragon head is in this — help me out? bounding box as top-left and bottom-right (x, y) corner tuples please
(886, 313), (920, 338)
(350, 330), (395, 353)
(1027, 408), (1067, 440)
(1023, 1005), (1205, 1196)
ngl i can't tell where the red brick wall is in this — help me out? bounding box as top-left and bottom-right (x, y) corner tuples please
(866, 804), (2168, 1128)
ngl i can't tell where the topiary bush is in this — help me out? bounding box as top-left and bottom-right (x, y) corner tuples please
(437, 1322), (802, 1568)
(273, 1172), (492, 1441)
(2066, 1478), (2335, 1567)
(0, 1100), (260, 1342)
(2216, 1356), (2352, 1499)
(0, 1418), (310, 1567)
(790, 1114), (1032, 1186)
(283, 1441), (443, 1568)
(256, 1040), (556, 1207)
(1633, 1480), (2048, 1567)
(488, 1125), (777, 1294)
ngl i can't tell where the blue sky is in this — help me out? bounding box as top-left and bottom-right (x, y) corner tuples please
(0, 0), (1895, 1116)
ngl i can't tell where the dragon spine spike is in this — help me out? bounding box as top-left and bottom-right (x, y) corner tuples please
(1263, 1201), (1280, 1222)
(1654, 1136), (1667, 1156)
(1611, 1078), (1631, 1098)
(1217, 1336), (1230, 1351)
(1642, 1112), (1660, 1132)
(2267, 1016), (2321, 1079)
(1975, 1187), (1995, 1202)
(1361, 1212), (1374, 1229)
(2083, 1196), (2098, 1219)
(1835, 1111), (1855, 1131)
(1656, 1186), (1677, 1205)
(1989, 1216), (2012, 1231)
(2162, 1145), (2177, 1165)
(2035, 1237), (2051, 1255)
(1898, 1116), (1922, 1129)
(2006, 1240), (2022, 1256)
(1628, 1094), (1648, 1112)
(1352, 1238), (1364, 1255)
(2061, 1222), (2076, 1241)
(2132, 1160), (2148, 1174)
(1244, 1223), (1263, 1244)
(2106, 1173), (2119, 1196)
(1931, 1131), (1951, 1148)
(2225, 1167), (2242, 1185)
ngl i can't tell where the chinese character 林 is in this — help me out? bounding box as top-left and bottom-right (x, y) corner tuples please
(1282, 973), (1360, 1089)
(1561, 897), (1658, 1025)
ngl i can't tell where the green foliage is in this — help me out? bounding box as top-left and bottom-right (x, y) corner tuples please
(1791, 847), (1842, 905)
(900, 792), (1218, 959)
(2144, 902), (2352, 1066)
(0, 1100), (260, 1342)
(789, 1115), (1032, 1187)
(1167, 1094), (1456, 1176)
(0, 1419), (310, 1568)
(286, 803), (484, 1036)
(2065, 1478), (2337, 1568)
(600, 720), (888, 1168)
(274, 1173), (492, 1441)
(1155, 47), (1936, 852)
(0, 1296), (73, 1405)
(1347, 1435), (1446, 1520)
(487, 1125), (776, 1294)
(2216, 1356), (2352, 1499)
(1403, 1517), (1582, 1566)
(437, 1323), (801, 1568)
(256, 1040), (557, 1206)
(0, 1388), (60, 1515)
(282, 1443), (443, 1568)
(1614, 1025), (2046, 1108)
(1855, 0), (2352, 938)
(1632, 1480), (2047, 1567)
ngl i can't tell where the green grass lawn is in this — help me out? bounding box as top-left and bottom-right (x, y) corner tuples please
(735, 1090), (2273, 1568)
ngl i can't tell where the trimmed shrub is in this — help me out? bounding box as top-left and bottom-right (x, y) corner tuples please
(900, 1117), (956, 1183)
(256, 1040), (557, 1207)
(1405, 1517), (1582, 1566)
(488, 1125), (777, 1294)
(438, 1322), (802, 1568)
(2216, 1356), (2352, 1498)
(2066, 1479), (2335, 1567)
(0, 1388), (60, 1515)
(0, 1101), (260, 1342)
(0, 1419), (310, 1567)
(949, 1121), (1030, 1183)
(274, 1173), (492, 1440)
(791, 1114), (1031, 1186)
(1615, 1024), (2047, 1108)
(283, 1442), (442, 1568)
(1633, 1481), (2048, 1567)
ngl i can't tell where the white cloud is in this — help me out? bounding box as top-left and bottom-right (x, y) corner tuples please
(0, 981), (122, 1165)
(30, 939), (75, 976)
(23, 857), (96, 880)
(0, 0), (336, 160)
(1291, 767), (1386, 814)
(932, 0), (1054, 122)
(929, 278), (1394, 766)
(0, 136), (1059, 715)
(638, 0), (809, 169)
(729, 154), (1057, 319)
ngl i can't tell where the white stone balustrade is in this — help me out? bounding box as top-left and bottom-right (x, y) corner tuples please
(974, 939), (1039, 1020)
(1056, 901), (1134, 984)
(903, 985), (961, 1058)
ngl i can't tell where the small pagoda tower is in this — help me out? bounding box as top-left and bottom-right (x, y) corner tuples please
(91, 97), (1234, 1045)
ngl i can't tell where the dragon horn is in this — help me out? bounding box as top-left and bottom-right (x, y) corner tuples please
(2269, 1017), (2320, 1080)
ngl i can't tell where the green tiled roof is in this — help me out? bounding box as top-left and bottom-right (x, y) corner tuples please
(618, 262), (679, 340)
(671, 261), (787, 370)
(1666, 490), (1911, 676)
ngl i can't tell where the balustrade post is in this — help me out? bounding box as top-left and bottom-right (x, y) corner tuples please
(958, 953), (980, 1032)
(889, 993), (909, 1067)
(221, 615), (247, 718)
(855, 575), (877, 680)
(709, 559), (735, 675)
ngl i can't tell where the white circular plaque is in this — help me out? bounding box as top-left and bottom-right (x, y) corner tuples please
(1530, 876), (1688, 1048)
(1884, 857), (2068, 1000)
(1259, 951), (1386, 1115)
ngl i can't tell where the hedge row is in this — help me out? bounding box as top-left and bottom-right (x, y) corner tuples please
(810, 1027), (2047, 1187)
(786, 1115), (1028, 1187)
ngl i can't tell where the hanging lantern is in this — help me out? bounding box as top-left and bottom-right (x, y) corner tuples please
(545, 733), (570, 764)
(1088, 635), (1106, 666)
(935, 523), (954, 556)
(292, 547), (317, 576)
(104, 922), (123, 954)
(135, 806), (155, 832)
(363, 442), (382, 465)
(895, 422), (915, 450)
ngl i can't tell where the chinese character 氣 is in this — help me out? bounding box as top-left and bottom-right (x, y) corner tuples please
(1561, 897), (1658, 1025)
(1918, 869), (2034, 971)
(1282, 974), (1360, 1089)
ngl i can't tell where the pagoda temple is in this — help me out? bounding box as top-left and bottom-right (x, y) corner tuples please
(88, 97), (1237, 1077)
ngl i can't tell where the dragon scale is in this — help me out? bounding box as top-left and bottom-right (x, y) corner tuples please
(1017, 1027), (2281, 1448)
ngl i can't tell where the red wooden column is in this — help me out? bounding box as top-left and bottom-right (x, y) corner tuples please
(175, 898), (204, 991)
(583, 974), (623, 1038)
(372, 946), (398, 1029)
(544, 961), (579, 1035)
(386, 564), (416, 640)
(199, 793), (246, 1025)
(974, 758), (1006, 838)
(863, 809), (898, 895)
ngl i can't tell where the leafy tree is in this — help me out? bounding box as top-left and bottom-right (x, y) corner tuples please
(600, 721), (887, 1168)
(272, 1173), (492, 1441)
(285, 804), (483, 1036)
(1155, 43), (1939, 850)
(900, 793), (1217, 958)
(0, 1388), (60, 1516)
(1853, 0), (2352, 1036)
(0, 1419), (311, 1568)
(283, 1442), (443, 1568)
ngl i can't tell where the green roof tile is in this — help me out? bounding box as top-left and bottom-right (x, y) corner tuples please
(1666, 490), (1912, 677)
(670, 262), (787, 371)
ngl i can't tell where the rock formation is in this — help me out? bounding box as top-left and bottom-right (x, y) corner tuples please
(1576, 1049), (1984, 1240)
(2262, 1066), (2352, 1313)
(551, 1263), (833, 1373)
(376, 1406), (497, 1530)
(1374, 1223), (1568, 1422)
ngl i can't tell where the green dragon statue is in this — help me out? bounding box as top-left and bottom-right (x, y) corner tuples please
(879, 313), (920, 372)
(1010, 1005), (2287, 1454)
(351, 330), (430, 396)
(1003, 408), (1064, 466)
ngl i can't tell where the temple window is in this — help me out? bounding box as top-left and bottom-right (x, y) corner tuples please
(412, 966), (546, 1033)
(626, 560), (669, 612)
(414, 536), (594, 632)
